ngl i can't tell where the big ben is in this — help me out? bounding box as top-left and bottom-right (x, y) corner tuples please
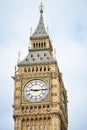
(13, 3), (68, 130)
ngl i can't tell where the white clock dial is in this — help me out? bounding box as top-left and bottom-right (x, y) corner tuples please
(23, 79), (49, 102)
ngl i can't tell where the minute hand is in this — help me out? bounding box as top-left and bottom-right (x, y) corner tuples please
(30, 89), (48, 91)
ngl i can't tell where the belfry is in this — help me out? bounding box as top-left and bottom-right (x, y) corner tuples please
(13, 3), (68, 130)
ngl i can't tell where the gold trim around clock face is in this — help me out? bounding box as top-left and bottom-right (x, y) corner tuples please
(23, 79), (49, 102)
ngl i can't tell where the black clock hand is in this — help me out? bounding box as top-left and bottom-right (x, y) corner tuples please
(30, 89), (40, 91)
(30, 88), (48, 91)
(41, 89), (48, 91)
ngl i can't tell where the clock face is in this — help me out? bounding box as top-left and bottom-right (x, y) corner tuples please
(23, 79), (49, 102)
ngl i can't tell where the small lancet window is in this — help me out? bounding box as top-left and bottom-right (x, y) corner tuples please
(27, 119), (29, 122)
(44, 42), (46, 48)
(39, 43), (40, 48)
(26, 106), (28, 110)
(44, 67), (46, 71)
(28, 68), (31, 72)
(36, 67), (38, 72)
(48, 67), (50, 71)
(38, 106), (41, 109)
(47, 105), (50, 111)
(36, 43), (38, 48)
(32, 68), (34, 72)
(33, 43), (35, 48)
(41, 43), (43, 48)
(30, 106), (33, 112)
(22, 107), (25, 112)
(24, 68), (27, 72)
(34, 106), (37, 109)
(22, 118), (25, 122)
(40, 67), (42, 71)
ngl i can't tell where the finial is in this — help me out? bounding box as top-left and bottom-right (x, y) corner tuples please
(47, 26), (49, 33)
(17, 51), (21, 63)
(30, 27), (32, 36)
(15, 65), (16, 75)
(39, 2), (44, 14)
(53, 48), (56, 60)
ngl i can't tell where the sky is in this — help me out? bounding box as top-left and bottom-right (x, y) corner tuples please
(0, 0), (87, 130)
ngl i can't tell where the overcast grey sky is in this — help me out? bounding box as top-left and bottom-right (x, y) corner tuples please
(0, 0), (87, 130)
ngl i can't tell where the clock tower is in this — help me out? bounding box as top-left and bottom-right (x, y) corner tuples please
(13, 3), (68, 130)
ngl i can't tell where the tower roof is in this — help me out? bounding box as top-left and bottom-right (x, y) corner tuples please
(30, 3), (49, 39)
(18, 50), (55, 66)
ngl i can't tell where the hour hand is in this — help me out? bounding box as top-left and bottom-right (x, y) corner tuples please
(30, 89), (39, 91)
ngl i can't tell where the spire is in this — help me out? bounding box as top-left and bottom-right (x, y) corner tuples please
(30, 3), (49, 39)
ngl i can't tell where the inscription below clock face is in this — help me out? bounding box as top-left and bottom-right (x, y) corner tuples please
(23, 79), (49, 102)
